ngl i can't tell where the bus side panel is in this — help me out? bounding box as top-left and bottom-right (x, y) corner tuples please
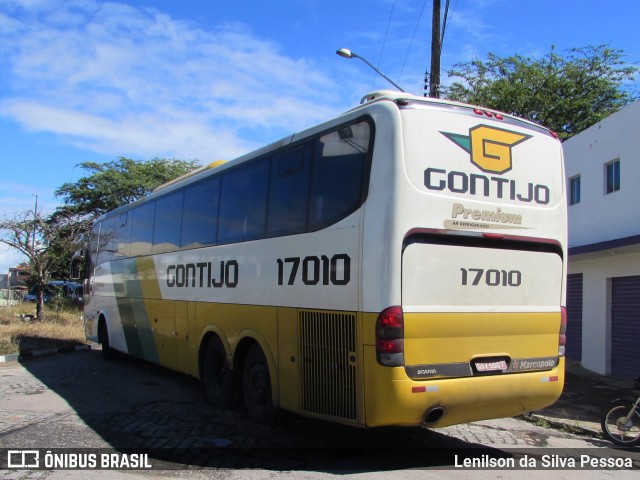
(87, 262), (130, 355)
(105, 257), (157, 362)
(186, 301), (198, 377)
(147, 299), (177, 370)
(360, 103), (405, 314)
(277, 306), (300, 414)
(137, 256), (190, 373)
(175, 301), (191, 375)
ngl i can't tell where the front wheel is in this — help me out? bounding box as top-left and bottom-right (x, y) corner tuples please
(601, 401), (640, 446)
(98, 320), (115, 360)
(243, 343), (275, 423)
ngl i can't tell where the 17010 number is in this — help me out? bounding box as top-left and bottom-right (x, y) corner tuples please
(277, 254), (350, 286)
(460, 268), (521, 287)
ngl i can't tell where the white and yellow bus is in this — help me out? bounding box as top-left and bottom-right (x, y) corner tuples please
(77, 90), (567, 428)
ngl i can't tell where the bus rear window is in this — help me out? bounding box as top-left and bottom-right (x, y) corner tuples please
(309, 120), (371, 229)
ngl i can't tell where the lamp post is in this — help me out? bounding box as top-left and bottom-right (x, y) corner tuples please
(336, 48), (405, 93)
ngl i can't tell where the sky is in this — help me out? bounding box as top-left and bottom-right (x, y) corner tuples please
(1, 0), (639, 273)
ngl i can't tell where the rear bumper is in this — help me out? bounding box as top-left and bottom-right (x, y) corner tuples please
(363, 347), (564, 428)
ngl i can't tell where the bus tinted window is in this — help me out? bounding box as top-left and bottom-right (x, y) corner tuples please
(153, 190), (184, 254)
(95, 217), (112, 266)
(91, 221), (105, 267)
(218, 159), (270, 244)
(181, 177), (220, 249)
(267, 145), (310, 237)
(130, 201), (156, 257)
(309, 121), (370, 228)
(116, 212), (131, 258)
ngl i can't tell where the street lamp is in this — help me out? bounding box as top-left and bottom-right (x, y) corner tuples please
(336, 48), (405, 93)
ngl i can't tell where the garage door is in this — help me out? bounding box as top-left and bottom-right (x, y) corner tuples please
(565, 274), (583, 361)
(611, 275), (640, 379)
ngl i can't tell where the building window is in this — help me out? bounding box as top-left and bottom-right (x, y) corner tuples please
(569, 175), (581, 205)
(605, 159), (620, 194)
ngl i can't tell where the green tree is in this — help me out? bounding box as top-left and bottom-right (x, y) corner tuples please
(0, 210), (84, 319)
(54, 157), (200, 220)
(1, 158), (199, 317)
(445, 45), (638, 139)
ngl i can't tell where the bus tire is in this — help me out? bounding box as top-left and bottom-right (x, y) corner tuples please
(203, 337), (235, 409)
(98, 319), (115, 360)
(243, 343), (275, 423)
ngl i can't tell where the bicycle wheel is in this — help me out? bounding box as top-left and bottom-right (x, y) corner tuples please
(601, 401), (640, 446)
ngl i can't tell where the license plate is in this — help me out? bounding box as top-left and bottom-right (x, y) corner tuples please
(475, 360), (508, 372)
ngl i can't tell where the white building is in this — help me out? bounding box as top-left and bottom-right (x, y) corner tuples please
(563, 101), (640, 378)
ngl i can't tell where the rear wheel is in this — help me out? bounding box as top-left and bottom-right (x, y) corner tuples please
(203, 337), (235, 409)
(243, 343), (275, 423)
(601, 401), (640, 446)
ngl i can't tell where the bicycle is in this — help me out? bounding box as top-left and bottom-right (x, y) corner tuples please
(601, 376), (640, 446)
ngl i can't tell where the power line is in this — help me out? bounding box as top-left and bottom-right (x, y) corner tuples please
(441, 0), (451, 53)
(373, 0), (396, 90)
(441, 0), (459, 54)
(399, 0), (428, 83)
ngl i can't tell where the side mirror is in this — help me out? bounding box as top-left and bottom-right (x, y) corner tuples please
(70, 250), (84, 280)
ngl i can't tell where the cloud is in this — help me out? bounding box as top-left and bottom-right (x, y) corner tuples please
(0, 0), (345, 163)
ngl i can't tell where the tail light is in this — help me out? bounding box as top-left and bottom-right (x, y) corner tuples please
(558, 307), (567, 357)
(376, 306), (404, 366)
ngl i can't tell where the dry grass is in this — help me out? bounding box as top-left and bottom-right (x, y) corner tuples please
(0, 302), (86, 355)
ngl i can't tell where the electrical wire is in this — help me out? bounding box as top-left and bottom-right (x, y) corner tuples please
(376, 0), (460, 92)
(440, 0), (459, 53)
(399, 0), (428, 83)
(373, 0), (396, 90)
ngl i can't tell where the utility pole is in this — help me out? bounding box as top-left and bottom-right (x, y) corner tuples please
(32, 194), (38, 250)
(429, 0), (441, 98)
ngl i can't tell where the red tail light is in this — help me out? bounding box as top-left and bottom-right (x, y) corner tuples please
(376, 306), (404, 366)
(558, 307), (567, 357)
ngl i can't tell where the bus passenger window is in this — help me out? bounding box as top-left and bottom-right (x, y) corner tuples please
(153, 190), (183, 254)
(88, 223), (101, 270)
(130, 201), (156, 257)
(267, 145), (310, 237)
(218, 160), (269, 244)
(116, 212), (131, 258)
(102, 217), (118, 265)
(181, 177), (220, 249)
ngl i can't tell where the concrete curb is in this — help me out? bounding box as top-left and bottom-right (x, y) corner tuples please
(0, 344), (91, 363)
(521, 413), (602, 439)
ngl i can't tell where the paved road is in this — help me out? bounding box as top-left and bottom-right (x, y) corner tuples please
(1, 349), (638, 478)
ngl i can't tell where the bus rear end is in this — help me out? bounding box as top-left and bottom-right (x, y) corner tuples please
(361, 95), (566, 428)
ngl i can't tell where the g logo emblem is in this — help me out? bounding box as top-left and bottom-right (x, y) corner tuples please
(442, 125), (531, 174)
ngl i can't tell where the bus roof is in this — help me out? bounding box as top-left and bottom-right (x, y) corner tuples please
(98, 90), (556, 222)
(344, 90), (554, 136)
